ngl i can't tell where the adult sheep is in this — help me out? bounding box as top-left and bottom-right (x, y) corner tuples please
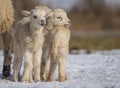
(0, 0), (14, 77)
(0, 0), (40, 78)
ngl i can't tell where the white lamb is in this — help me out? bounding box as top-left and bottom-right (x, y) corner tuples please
(42, 9), (71, 82)
(13, 7), (48, 83)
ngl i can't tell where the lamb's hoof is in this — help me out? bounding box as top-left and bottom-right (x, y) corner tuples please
(2, 65), (11, 78)
(21, 77), (29, 83)
(42, 74), (47, 81)
(59, 76), (66, 82)
(22, 75), (33, 83)
(12, 76), (18, 82)
(29, 79), (33, 83)
(47, 80), (52, 82)
(34, 80), (41, 82)
(12, 78), (18, 82)
(65, 76), (67, 80)
(21, 79), (28, 83)
(21, 80), (33, 83)
(34, 78), (41, 82)
(47, 78), (53, 82)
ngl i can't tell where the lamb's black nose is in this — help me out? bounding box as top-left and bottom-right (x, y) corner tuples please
(41, 20), (44, 24)
(41, 20), (45, 26)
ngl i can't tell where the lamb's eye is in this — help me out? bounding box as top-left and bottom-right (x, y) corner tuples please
(33, 15), (37, 19)
(57, 17), (62, 21)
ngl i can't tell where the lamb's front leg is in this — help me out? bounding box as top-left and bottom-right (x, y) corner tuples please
(22, 50), (33, 83)
(33, 49), (42, 82)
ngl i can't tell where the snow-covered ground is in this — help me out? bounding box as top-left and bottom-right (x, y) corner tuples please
(0, 50), (120, 88)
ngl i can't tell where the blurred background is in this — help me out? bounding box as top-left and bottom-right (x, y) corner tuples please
(8, 0), (120, 51)
(42, 0), (120, 51)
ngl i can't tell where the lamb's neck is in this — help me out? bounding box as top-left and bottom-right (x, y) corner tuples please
(54, 25), (65, 28)
(29, 25), (43, 35)
(53, 25), (68, 30)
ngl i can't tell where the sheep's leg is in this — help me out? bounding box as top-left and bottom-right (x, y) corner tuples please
(47, 57), (57, 82)
(13, 44), (22, 82)
(47, 42), (59, 82)
(41, 46), (50, 81)
(29, 70), (33, 83)
(22, 50), (33, 83)
(47, 59), (57, 82)
(42, 57), (50, 81)
(58, 56), (66, 82)
(33, 49), (42, 82)
(41, 50), (46, 80)
(1, 32), (12, 78)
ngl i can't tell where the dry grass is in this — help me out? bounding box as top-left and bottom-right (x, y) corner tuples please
(68, 9), (120, 30)
(70, 37), (120, 50)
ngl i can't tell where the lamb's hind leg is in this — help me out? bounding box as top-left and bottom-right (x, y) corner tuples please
(33, 49), (42, 82)
(22, 50), (33, 83)
(47, 43), (58, 82)
(41, 47), (50, 81)
(47, 55), (57, 82)
(42, 58), (50, 81)
(58, 56), (66, 82)
(13, 44), (22, 82)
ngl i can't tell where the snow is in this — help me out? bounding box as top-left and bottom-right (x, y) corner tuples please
(0, 50), (120, 88)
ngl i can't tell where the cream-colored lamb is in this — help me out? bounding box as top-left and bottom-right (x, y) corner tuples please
(13, 7), (48, 83)
(18, 5), (52, 81)
(42, 9), (71, 82)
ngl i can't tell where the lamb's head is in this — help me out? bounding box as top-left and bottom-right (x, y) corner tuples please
(35, 5), (51, 14)
(30, 8), (47, 29)
(22, 8), (48, 29)
(49, 9), (71, 28)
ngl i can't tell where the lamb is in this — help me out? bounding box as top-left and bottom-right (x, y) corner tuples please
(41, 9), (71, 82)
(13, 7), (48, 83)
(29, 6), (53, 80)
(0, 0), (14, 77)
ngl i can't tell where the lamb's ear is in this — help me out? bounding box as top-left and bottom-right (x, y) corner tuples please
(21, 11), (30, 17)
(46, 11), (53, 18)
